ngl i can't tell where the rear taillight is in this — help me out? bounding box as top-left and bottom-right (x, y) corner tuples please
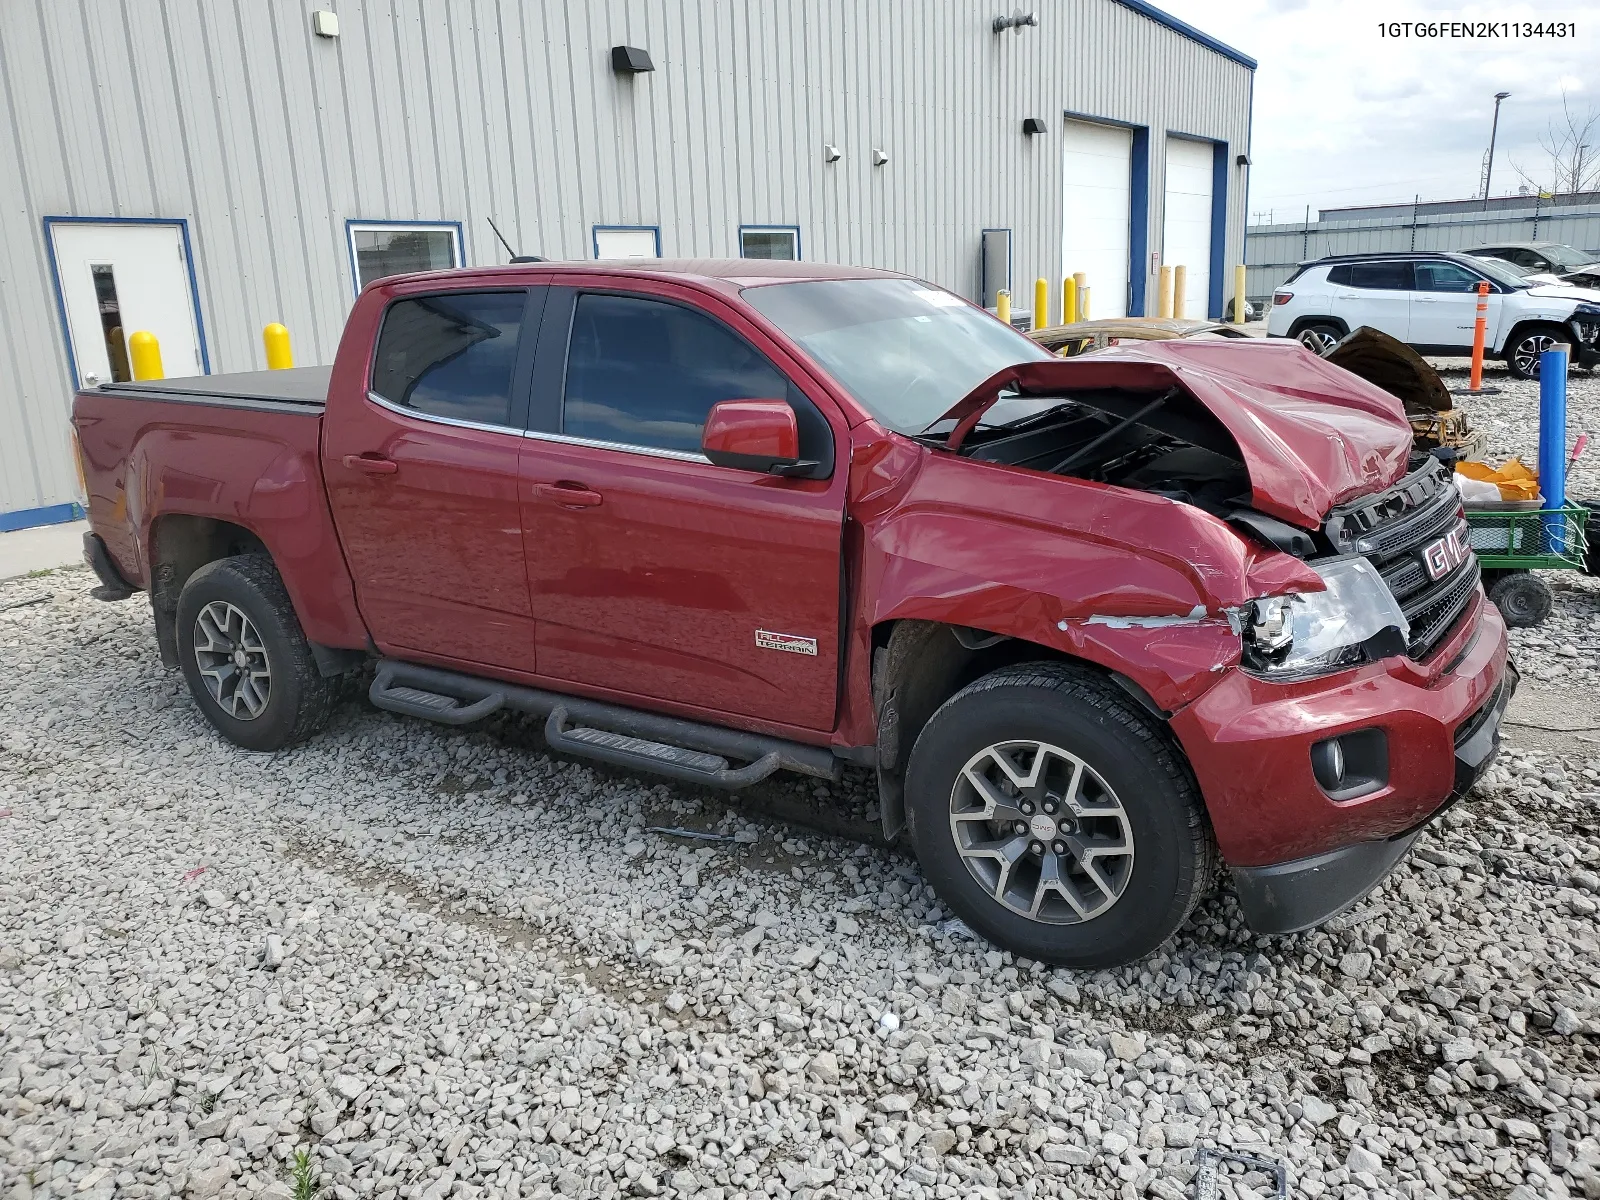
(1273, 291), (1293, 305)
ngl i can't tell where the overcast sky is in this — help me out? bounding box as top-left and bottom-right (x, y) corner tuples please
(1154, 0), (1592, 221)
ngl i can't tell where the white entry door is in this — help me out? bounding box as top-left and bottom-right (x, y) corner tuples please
(1062, 120), (1132, 319)
(1162, 138), (1215, 318)
(50, 221), (204, 385)
(593, 226), (660, 259)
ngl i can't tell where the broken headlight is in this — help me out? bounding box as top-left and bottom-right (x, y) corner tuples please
(1241, 557), (1410, 679)
(1572, 304), (1600, 345)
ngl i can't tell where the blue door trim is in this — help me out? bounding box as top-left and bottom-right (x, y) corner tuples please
(42, 216), (211, 390)
(0, 501), (85, 534)
(1130, 129), (1151, 316)
(1210, 142), (1229, 320)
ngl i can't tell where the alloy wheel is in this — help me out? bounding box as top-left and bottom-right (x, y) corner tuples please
(192, 600), (272, 720)
(1297, 327), (1339, 355)
(947, 740), (1135, 924)
(1512, 333), (1558, 378)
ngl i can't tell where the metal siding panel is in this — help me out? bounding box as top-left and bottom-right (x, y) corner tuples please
(1, 0), (1254, 518)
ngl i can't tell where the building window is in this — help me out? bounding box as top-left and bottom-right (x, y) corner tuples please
(739, 226), (800, 261)
(348, 222), (462, 292)
(593, 226), (662, 258)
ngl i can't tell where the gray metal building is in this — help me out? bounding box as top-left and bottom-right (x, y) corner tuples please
(0, 0), (1253, 530)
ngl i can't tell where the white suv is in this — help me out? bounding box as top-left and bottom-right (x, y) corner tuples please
(1267, 252), (1600, 378)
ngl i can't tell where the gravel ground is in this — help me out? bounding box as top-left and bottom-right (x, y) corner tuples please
(3, 371), (1600, 1200)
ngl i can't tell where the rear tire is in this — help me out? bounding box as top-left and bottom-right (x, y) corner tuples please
(904, 662), (1216, 969)
(1487, 571), (1552, 628)
(1505, 323), (1569, 380)
(176, 554), (334, 751)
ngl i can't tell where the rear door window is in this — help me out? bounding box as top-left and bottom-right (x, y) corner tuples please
(371, 290), (533, 428)
(1345, 262), (1415, 290)
(560, 293), (789, 453)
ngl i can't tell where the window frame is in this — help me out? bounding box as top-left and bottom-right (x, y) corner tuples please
(346, 220), (464, 297)
(526, 285), (833, 473)
(364, 286), (544, 435)
(591, 224), (662, 259)
(738, 225), (802, 261)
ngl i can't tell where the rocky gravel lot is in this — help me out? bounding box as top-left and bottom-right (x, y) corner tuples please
(2, 362), (1599, 1200)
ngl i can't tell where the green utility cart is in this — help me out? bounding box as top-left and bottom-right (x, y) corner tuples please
(1465, 501), (1591, 627)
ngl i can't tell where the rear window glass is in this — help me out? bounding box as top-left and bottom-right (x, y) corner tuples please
(371, 291), (528, 427)
(1345, 262), (1414, 290)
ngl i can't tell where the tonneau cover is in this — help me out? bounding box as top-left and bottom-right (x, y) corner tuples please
(100, 365), (331, 407)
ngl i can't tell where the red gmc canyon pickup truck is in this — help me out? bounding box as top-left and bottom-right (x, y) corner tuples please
(72, 260), (1513, 968)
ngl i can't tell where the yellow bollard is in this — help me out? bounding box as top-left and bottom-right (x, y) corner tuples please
(128, 331), (163, 380)
(1157, 266), (1173, 319)
(1062, 275), (1077, 325)
(263, 323), (293, 370)
(1033, 278), (1048, 329)
(1078, 286), (1090, 321)
(1172, 265), (1187, 320)
(1233, 265), (1248, 324)
(996, 289), (1011, 326)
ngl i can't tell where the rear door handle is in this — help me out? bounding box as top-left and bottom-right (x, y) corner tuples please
(536, 482), (604, 508)
(342, 454), (398, 474)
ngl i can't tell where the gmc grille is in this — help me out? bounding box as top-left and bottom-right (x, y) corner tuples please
(1325, 459), (1479, 661)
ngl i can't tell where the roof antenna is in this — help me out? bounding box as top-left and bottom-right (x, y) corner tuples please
(487, 216), (545, 263)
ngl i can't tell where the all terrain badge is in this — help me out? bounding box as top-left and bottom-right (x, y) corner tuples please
(755, 629), (818, 655)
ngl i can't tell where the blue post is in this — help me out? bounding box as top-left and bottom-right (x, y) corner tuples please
(1539, 343), (1570, 554)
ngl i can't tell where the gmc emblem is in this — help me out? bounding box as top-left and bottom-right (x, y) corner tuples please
(1421, 526), (1471, 581)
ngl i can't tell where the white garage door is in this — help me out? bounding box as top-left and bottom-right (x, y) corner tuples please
(1162, 137), (1214, 318)
(1061, 120), (1132, 320)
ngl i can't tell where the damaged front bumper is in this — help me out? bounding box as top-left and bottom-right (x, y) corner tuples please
(1231, 659), (1517, 934)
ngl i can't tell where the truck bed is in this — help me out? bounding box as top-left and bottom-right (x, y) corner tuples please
(98, 365), (331, 411)
(72, 364), (369, 653)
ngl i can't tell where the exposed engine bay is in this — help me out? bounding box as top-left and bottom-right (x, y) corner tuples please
(933, 386), (1322, 554)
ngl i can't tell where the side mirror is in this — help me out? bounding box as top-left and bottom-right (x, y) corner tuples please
(701, 398), (812, 474)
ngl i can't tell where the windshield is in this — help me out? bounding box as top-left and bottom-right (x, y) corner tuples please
(1543, 244), (1600, 271)
(741, 278), (1054, 433)
(1469, 256), (1533, 290)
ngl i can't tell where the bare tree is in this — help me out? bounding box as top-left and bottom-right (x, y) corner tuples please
(1509, 89), (1600, 196)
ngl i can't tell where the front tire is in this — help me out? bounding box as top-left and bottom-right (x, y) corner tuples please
(176, 554), (334, 751)
(904, 663), (1216, 968)
(1505, 323), (1569, 380)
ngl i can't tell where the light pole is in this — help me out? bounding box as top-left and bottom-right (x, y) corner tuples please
(1483, 91), (1511, 207)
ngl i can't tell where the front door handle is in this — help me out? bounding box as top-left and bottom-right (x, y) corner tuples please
(342, 454), (398, 474)
(536, 482), (604, 508)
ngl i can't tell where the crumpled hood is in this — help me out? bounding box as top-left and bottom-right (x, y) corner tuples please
(934, 338), (1414, 529)
(1526, 282), (1600, 304)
